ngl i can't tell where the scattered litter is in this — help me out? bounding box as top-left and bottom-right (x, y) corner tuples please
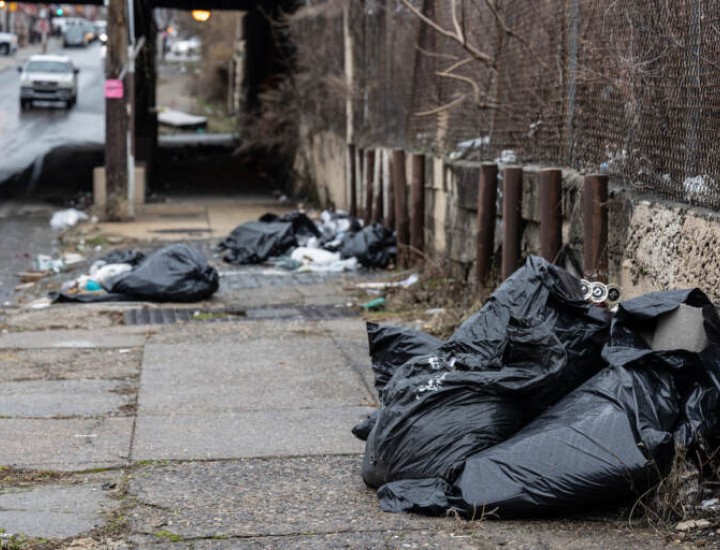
(354, 273), (419, 291)
(357, 256), (720, 518)
(16, 271), (49, 283)
(291, 246), (341, 266)
(62, 252), (85, 266)
(675, 519), (711, 532)
(448, 136), (490, 161)
(34, 254), (65, 273)
(425, 308), (446, 316)
(50, 208), (89, 231)
(579, 279), (622, 307)
(217, 210), (395, 271)
(26, 298), (52, 309)
(157, 107), (208, 129)
(15, 282), (35, 291)
(362, 297), (386, 311)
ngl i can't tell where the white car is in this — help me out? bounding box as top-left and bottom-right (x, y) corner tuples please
(18, 54), (79, 109)
(170, 36), (201, 56)
(0, 31), (18, 56)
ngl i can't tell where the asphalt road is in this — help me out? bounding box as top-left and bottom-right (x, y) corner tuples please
(0, 200), (57, 306)
(0, 43), (106, 184)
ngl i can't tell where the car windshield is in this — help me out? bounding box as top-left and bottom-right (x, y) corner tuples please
(26, 61), (71, 73)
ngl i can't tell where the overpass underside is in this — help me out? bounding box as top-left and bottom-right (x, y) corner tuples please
(18, 0), (298, 212)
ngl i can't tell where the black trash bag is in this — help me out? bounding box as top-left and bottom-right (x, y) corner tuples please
(352, 324), (443, 442)
(52, 244), (219, 303)
(258, 211), (321, 244)
(218, 212), (320, 265)
(340, 224), (396, 268)
(105, 244), (219, 302)
(99, 249), (145, 266)
(378, 288), (720, 518)
(361, 256), (611, 489)
(366, 322), (443, 397)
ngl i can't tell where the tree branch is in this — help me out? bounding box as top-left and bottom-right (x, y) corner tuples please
(414, 94), (468, 117)
(398, 0), (493, 65)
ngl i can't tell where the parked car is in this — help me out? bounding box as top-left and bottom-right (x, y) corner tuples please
(18, 54), (79, 109)
(0, 31), (18, 56)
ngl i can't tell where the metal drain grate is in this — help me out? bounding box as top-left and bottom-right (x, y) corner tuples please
(123, 304), (356, 326)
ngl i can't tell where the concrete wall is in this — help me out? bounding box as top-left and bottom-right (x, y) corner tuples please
(296, 132), (720, 303)
(295, 130), (347, 209)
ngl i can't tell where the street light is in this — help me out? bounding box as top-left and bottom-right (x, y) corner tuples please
(191, 10), (211, 22)
(0, 2), (6, 9)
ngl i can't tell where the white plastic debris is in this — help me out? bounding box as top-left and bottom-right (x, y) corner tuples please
(89, 263), (133, 284)
(50, 208), (89, 231)
(62, 252), (85, 266)
(291, 247), (341, 266)
(34, 254), (64, 273)
(354, 273), (420, 291)
(448, 136), (490, 160)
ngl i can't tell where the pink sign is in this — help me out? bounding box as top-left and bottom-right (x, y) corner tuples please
(104, 79), (124, 99)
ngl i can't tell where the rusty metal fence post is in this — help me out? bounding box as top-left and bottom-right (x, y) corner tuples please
(384, 151), (395, 229)
(392, 150), (410, 267)
(410, 153), (425, 258)
(583, 174), (609, 282)
(364, 150), (375, 226)
(476, 163), (498, 286)
(539, 168), (563, 264)
(373, 150), (384, 224)
(502, 166), (523, 280)
(348, 143), (357, 218)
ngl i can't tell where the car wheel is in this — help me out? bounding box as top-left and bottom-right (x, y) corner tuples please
(0, 43), (8, 56)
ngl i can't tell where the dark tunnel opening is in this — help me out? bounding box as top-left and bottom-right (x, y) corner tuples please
(0, 0), (301, 204)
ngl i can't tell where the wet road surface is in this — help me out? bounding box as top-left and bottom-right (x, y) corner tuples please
(0, 201), (56, 306)
(0, 43), (105, 185)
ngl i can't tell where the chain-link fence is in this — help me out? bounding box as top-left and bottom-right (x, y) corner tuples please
(288, 0), (720, 209)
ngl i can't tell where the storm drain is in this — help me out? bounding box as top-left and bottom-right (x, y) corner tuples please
(123, 304), (356, 326)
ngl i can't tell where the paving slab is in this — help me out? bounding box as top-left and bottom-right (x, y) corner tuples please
(132, 407), (371, 461)
(0, 330), (147, 350)
(0, 379), (131, 418)
(0, 417), (133, 471)
(137, 338), (373, 416)
(320, 318), (376, 399)
(0, 482), (116, 540)
(126, 457), (667, 549)
(0, 348), (141, 383)
(126, 528), (667, 550)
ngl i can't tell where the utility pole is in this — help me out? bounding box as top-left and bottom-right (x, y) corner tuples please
(105, 0), (129, 220)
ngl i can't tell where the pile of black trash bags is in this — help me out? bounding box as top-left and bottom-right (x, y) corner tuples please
(354, 256), (720, 518)
(217, 211), (397, 268)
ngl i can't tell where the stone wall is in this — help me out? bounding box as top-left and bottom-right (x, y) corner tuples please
(296, 132), (720, 303)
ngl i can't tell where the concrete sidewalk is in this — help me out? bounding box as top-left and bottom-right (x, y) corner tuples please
(0, 199), (670, 549)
